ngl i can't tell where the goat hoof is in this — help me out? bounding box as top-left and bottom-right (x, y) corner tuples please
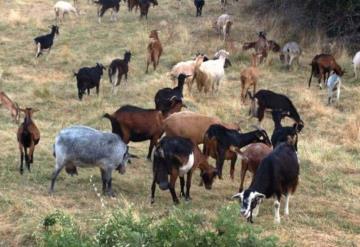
(180, 192), (185, 198)
(19, 169), (24, 175)
(174, 199), (180, 205)
(151, 198), (155, 204)
(185, 196), (192, 201)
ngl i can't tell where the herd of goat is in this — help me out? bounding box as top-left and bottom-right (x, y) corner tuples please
(0, 0), (356, 225)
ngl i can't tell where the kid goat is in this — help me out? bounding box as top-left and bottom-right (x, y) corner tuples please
(17, 108), (40, 174)
(108, 51), (132, 94)
(146, 30), (163, 73)
(232, 138), (299, 224)
(34, 25), (59, 58)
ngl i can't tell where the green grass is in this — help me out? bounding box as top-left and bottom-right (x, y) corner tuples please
(0, 0), (360, 246)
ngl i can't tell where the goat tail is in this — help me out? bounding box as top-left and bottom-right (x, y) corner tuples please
(52, 144), (56, 158)
(103, 113), (124, 139)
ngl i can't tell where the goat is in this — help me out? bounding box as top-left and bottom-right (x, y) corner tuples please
(326, 72), (342, 105)
(103, 102), (185, 160)
(108, 51), (132, 94)
(49, 125), (131, 196)
(34, 25), (59, 58)
(54, 1), (78, 23)
(238, 143), (272, 193)
(139, 0), (158, 19)
(271, 110), (300, 152)
(214, 14), (233, 41)
(248, 89), (304, 130)
(353, 51), (360, 79)
(232, 138), (299, 224)
(308, 54), (344, 89)
(17, 108), (40, 174)
(94, 0), (120, 23)
(74, 63), (106, 100)
(163, 111), (240, 145)
(203, 124), (271, 179)
(0, 91), (20, 123)
(146, 30), (163, 73)
(194, 0), (204, 17)
(240, 53), (259, 103)
(151, 136), (218, 204)
(154, 73), (189, 114)
(280, 42), (301, 69)
(192, 50), (229, 94)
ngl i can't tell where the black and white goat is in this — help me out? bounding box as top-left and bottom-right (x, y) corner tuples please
(94, 0), (120, 23)
(232, 138), (299, 224)
(203, 124), (271, 179)
(154, 73), (189, 114)
(108, 51), (132, 94)
(34, 25), (59, 58)
(248, 90), (304, 130)
(74, 63), (106, 100)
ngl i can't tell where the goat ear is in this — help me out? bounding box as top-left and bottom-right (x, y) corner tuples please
(253, 192), (265, 199)
(232, 192), (244, 201)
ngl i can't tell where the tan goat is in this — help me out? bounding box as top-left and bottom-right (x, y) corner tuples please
(240, 54), (259, 103)
(146, 30), (163, 73)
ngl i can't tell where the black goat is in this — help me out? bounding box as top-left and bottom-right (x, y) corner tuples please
(151, 136), (218, 204)
(34, 25), (59, 58)
(108, 51), (132, 94)
(203, 124), (271, 179)
(94, 0), (120, 23)
(74, 63), (106, 100)
(232, 138), (299, 224)
(194, 0), (204, 17)
(271, 110), (301, 152)
(139, 0), (158, 19)
(154, 73), (189, 114)
(248, 89), (304, 129)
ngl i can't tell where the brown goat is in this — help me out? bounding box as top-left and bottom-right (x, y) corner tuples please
(146, 30), (163, 73)
(103, 101), (184, 159)
(238, 143), (272, 192)
(17, 108), (40, 174)
(240, 54), (259, 104)
(308, 54), (344, 89)
(163, 111), (240, 145)
(243, 32), (280, 64)
(0, 91), (20, 123)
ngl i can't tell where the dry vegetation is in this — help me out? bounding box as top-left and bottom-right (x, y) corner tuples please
(0, 0), (359, 246)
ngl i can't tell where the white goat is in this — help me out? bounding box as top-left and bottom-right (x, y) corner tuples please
(326, 72), (342, 105)
(54, 1), (78, 22)
(194, 49), (229, 94)
(352, 51), (360, 79)
(280, 42), (301, 69)
(215, 14), (233, 41)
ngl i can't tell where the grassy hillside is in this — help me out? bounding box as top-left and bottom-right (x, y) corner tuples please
(0, 0), (359, 246)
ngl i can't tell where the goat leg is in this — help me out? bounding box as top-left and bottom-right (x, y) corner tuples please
(185, 171), (192, 201)
(179, 176), (185, 197)
(19, 145), (24, 175)
(151, 176), (156, 204)
(169, 174), (179, 204)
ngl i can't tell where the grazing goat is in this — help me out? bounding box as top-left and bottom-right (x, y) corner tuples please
(240, 54), (259, 103)
(108, 51), (132, 94)
(249, 89), (304, 129)
(74, 63), (106, 100)
(151, 137), (218, 204)
(194, 0), (204, 17)
(271, 110), (300, 152)
(232, 138), (299, 224)
(243, 31), (280, 64)
(163, 111), (240, 145)
(308, 54), (344, 89)
(280, 42), (301, 69)
(203, 124), (271, 179)
(34, 25), (59, 58)
(192, 50), (229, 94)
(0, 91), (20, 123)
(103, 102), (184, 160)
(214, 14), (233, 41)
(238, 143), (272, 193)
(17, 108), (40, 174)
(54, 1), (78, 23)
(154, 73), (189, 114)
(146, 30), (163, 73)
(94, 0), (120, 23)
(326, 72), (342, 105)
(353, 51), (360, 79)
(139, 0), (158, 19)
(49, 125), (131, 196)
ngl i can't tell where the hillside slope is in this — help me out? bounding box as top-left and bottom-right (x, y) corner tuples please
(0, 0), (359, 246)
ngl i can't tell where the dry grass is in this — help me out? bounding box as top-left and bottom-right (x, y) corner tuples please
(0, 0), (359, 246)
